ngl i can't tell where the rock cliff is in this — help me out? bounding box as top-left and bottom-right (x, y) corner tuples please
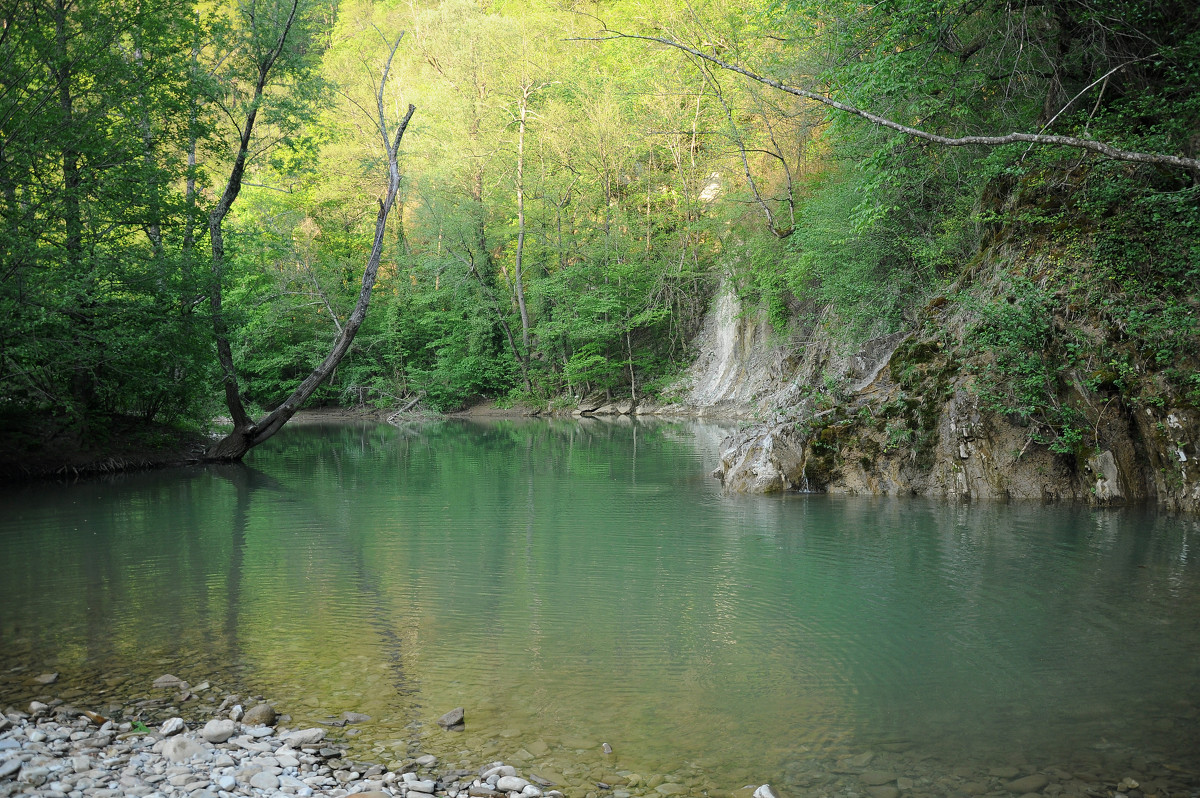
(692, 195), (1199, 513)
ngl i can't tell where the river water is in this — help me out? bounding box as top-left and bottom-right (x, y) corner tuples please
(2, 419), (1198, 791)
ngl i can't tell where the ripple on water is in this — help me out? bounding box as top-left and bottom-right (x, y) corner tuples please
(2, 423), (1200, 787)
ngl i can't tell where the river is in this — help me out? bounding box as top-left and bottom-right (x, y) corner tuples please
(2, 418), (1198, 792)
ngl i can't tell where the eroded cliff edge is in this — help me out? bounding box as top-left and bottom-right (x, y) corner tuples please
(702, 173), (1200, 513)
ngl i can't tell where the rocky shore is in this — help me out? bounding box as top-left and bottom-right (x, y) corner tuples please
(0, 694), (581, 798)
(4, 673), (1198, 798)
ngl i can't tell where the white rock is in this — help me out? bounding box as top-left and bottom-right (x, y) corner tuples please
(230, 704), (244, 722)
(754, 785), (780, 798)
(28, 730), (46, 742)
(249, 770), (279, 790)
(280, 728), (325, 747)
(497, 776), (531, 792)
(409, 778), (438, 793)
(162, 736), (208, 763)
(522, 786), (544, 798)
(159, 717), (186, 737)
(216, 774), (236, 790)
(416, 754), (437, 767)
(483, 766), (518, 780)
(201, 719), (236, 744)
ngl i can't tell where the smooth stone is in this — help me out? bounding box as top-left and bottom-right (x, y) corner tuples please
(200, 719), (235, 744)
(342, 712), (371, 724)
(409, 778), (438, 793)
(28, 700), (49, 714)
(161, 736), (207, 762)
(656, 784), (687, 795)
(242, 704), (277, 726)
(281, 727), (325, 747)
(249, 770), (279, 790)
(469, 787), (500, 797)
(851, 753), (876, 768)
(1007, 776), (1050, 794)
(527, 740), (550, 757)
(485, 766), (519, 779)
(522, 787), (544, 798)
(0, 759), (21, 779)
(862, 772), (897, 786)
(438, 708), (465, 729)
(153, 674), (185, 689)
(230, 704), (244, 722)
(34, 673), (59, 684)
(416, 754), (437, 766)
(869, 787), (900, 798)
(497, 776), (531, 792)
(755, 786), (780, 798)
(233, 736), (273, 752)
(159, 717), (185, 737)
(991, 768), (1022, 780)
(245, 725), (274, 738)
(216, 775), (236, 790)
(28, 729), (46, 742)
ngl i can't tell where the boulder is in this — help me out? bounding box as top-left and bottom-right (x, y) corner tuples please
(201, 719), (236, 744)
(280, 727), (325, 747)
(437, 707), (465, 729)
(161, 736), (207, 762)
(242, 703), (276, 726)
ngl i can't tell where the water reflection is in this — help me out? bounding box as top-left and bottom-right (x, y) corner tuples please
(1, 419), (1198, 789)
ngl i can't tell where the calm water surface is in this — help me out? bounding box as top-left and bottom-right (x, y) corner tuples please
(2, 419), (1198, 787)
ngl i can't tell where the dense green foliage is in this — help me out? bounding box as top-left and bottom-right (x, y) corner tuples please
(2, 0), (1196, 437)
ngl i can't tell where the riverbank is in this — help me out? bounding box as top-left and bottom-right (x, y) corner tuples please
(3, 672), (1197, 798)
(0, 411), (211, 484)
(0, 697), (557, 798)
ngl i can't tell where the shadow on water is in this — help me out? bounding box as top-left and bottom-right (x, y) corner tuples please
(2, 418), (1199, 790)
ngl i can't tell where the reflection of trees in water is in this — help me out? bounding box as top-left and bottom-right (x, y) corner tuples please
(211, 458), (419, 731)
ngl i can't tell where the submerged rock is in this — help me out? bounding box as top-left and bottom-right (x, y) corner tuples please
(438, 707), (466, 729)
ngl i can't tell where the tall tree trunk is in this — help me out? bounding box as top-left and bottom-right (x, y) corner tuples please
(207, 0), (301, 434)
(206, 33), (415, 460)
(512, 92), (531, 389)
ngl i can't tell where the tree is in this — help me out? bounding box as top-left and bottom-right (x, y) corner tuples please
(0, 0), (212, 430)
(205, 10), (416, 460)
(591, 4), (1200, 173)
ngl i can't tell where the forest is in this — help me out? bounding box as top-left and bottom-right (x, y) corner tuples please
(2, 0), (1198, 462)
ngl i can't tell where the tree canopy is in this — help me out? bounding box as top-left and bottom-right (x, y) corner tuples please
(2, 0), (1196, 447)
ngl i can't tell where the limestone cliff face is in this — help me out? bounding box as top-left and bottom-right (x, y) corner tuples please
(668, 281), (796, 417)
(689, 245), (1199, 512)
(708, 327), (1200, 512)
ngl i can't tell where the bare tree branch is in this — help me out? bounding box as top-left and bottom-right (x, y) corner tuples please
(580, 30), (1200, 173)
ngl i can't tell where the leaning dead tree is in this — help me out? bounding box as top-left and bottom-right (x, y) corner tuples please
(206, 31), (416, 461)
(589, 30), (1200, 174)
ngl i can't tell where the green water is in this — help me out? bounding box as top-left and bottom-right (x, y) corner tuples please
(2, 419), (1199, 789)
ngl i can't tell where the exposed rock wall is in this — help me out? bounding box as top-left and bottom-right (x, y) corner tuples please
(708, 319), (1200, 512)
